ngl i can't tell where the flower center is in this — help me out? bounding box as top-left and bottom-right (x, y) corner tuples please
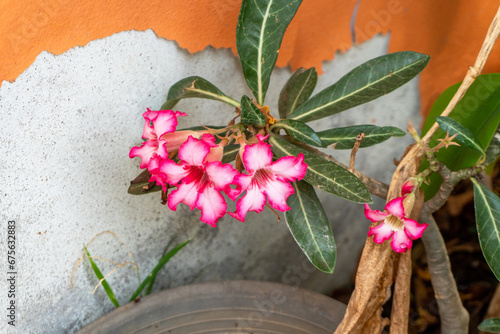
(185, 166), (210, 191)
(252, 168), (273, 187)
(386, 215), (404, 230)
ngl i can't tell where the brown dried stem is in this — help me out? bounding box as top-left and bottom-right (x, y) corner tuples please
(422, 5), (500, 144)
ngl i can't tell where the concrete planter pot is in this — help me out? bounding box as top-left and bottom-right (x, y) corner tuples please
(78, 280), (346, 333)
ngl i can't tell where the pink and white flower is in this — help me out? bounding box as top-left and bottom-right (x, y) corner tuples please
(129, 109), (187, 169)
(364, 197), (428, 253)
(155, 134), (238, 227)
(401, 179), (416, 196)
(228, 135), (307, 222)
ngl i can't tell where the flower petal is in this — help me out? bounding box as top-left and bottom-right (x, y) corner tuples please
(391, 228), (412, 253)
(200, 133), (218, 147)
(367, 222), (394, 244)
(227, 173), (253, 200)
(364, 204), (388, 223)
(268, 153), (307, 182)
(262, 179), (293, 212)
(401, 180), (415, 196)
(129, 140), (159, 169)
(147, 156), (168, 190)
(402, 218), (428, 239)
(205, 161), (238, 190)
(158, 159), (187, 185)
(152, 110), (186, 137)
(229, 185), (266, 222)
(196, 186), (227, 227)
(384, 197), (406, 219)
(242, 141), (273, 172)
(178, 136), (210, 166)
(160, 130), (201, 153)
(141, 109), (157, 139)
(167, 181), (199, 211)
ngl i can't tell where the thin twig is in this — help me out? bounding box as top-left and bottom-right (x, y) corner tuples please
(350, 132), (365, 172)
(422, 6), (500, 144)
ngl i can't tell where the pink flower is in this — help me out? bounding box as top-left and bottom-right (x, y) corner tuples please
(129, 109), (187, 169)
(364, 197), (428, 253)
(155, 134), (238, 227)
(228, 135), (307, 222)
(401, 179), (416, 196)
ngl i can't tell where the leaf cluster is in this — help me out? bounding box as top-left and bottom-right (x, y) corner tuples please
(146, 0), (431, 273)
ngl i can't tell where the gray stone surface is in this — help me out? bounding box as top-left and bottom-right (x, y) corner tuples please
(0, 30), (420, 333)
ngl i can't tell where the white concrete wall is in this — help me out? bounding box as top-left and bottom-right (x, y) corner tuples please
(0, 30), (420, 333)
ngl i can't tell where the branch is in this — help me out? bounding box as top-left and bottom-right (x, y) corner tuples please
(422, 5), (500, 143)
(419, 214), (469, 334)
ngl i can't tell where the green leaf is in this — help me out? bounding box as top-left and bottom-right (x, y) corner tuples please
(160, 76), (240, 110)
(279, 68), (317, 119)
(478, 318), (500, 333)
(420, 74), (500, 200)
(236, 0), (302, 105)
(436, 116), (485, 156)
(289, 52), (430, 122)
(221, 143), (240, 164)
(84, 245), (120, 308)
(471, 178), (500, 281)
(269, 135), (372, 203)
(271, 119), (322, 146)
(129, 237), (193, 302)
(285, 180), (336, 273)
(240, 95), (266, 127)
(128, 169), (162, 195)
(485, 125), (500, 169)
(317, 124), (406, 149)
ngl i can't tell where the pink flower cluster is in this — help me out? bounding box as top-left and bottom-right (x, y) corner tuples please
(129, 109), (307, 227)
(364, 180), (428, 253)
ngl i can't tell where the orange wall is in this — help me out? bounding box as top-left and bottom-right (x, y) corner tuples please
(1, 0), (499, 116)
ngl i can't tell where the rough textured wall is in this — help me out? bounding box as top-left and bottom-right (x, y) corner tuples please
(0, 30), (419, 333)
(1, 0), (499, 116)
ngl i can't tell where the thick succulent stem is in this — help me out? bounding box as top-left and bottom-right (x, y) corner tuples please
(419, 214), (469, 333)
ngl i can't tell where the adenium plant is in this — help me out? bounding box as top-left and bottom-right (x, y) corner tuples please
(128, 0), (500, 332)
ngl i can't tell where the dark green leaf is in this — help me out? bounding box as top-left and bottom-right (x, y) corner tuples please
(236, 0), (302, 105)
(128, 169), (162, 195)
(221, 143), (240, 164)
(436, 116), (485, 156)
(129, 237), (193, 302)
(478, 318), (500, 332)
(485, 125), (500, 169)
(317, 124), (406, 149)
(84, 245), (120, 308)
(269, 135), (372, 203)
(485, 136), (500, 175)
(420, 74), (500, 200)
(279, 68), (317, 119)
(471, 178), (500, 281)
(289, 52), (430, 122)
(271, 119), (322, 146)
(285, 180), (336, 273)
(160, 76), (239, 110)
(241, 95), (266, 127)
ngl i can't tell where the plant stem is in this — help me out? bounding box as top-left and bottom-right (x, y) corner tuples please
(422, 5), (500, 143)
(419, 214), (469, 334)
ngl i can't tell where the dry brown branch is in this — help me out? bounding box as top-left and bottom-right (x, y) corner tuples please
(336, 5), (500, 333)
(422, 6), (500, 144)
